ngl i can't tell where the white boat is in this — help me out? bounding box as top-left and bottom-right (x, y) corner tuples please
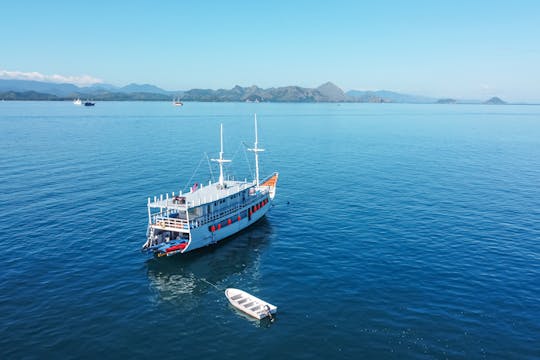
(142, 115), (278, 256)
(225, 288), (277, 320)
(73, 98), (82, 105)
(173, 97), (183, 106)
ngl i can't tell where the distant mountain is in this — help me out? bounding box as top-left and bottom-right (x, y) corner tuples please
(0, 80), (435, 102)
(316, 82), (347, 101)
(81, 83), (119, 93)
(0, 79), (179, 100)
(0, 90), (172, 101)
(274, 86), (317, 102)
(346, 90), (435, 103)
(181, 82), (349, 102)
(484, 96), (507, 105)
(119, 83), (173, 95)
(0, 79), (179, 98)
(0, 79), (515, 104)
(436, 98), (457, 104)
(0, 79), (79, 96)
(345, 91), (388, 103)
(0, 90), (61, 100)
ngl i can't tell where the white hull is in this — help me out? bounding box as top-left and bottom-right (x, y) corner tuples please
(187, 197), (271, 252)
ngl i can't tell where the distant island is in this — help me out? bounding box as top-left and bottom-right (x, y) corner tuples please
(0, 79), (510, 104)
(436, 98), (457, 104)
(483, 96), (507, 105)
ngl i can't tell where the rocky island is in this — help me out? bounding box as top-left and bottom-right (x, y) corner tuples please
(483, 97), (507, 105)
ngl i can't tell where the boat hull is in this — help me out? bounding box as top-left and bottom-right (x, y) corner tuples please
(185, 197), (271, 252)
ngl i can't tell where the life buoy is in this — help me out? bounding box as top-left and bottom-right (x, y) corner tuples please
(210, 225), (216, 232)
(227, 219), (232, 225)
(217, 224), (221, 230)
(237, 215), (241, 221)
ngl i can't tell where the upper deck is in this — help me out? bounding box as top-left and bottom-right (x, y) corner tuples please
(148, 179), (258, 211)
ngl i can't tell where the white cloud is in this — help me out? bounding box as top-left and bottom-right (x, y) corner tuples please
(0, 69), (103, 86)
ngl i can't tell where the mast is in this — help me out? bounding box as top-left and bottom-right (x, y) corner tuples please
(211, 123), (231, 187)
(248, 114), (264, 188)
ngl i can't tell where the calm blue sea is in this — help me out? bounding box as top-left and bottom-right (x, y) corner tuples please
(1, 101), (539, 359)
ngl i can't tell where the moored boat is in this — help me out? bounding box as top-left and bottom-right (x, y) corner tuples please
(84, 101), (95, 106)
(142, 115), (278, 256)
(225, 288), (277, 320)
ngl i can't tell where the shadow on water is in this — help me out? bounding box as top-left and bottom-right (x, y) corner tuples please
(226, 303), (278, 328)
(145, 218), (274, 310)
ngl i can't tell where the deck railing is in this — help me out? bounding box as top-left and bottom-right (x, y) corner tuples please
(150, 190), (269, 231)
(152, 216), (189, 230)
(194, 193), (269, 227)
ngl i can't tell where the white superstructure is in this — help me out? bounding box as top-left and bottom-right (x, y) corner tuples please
(142, 116), (278, 256)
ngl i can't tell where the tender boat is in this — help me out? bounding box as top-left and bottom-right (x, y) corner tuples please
(142, 115), (278, 256)
(225, 288), (277, 320)
(84, 101), (95, 106)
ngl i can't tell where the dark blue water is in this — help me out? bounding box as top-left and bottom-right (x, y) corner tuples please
(1, 102), (539, 359)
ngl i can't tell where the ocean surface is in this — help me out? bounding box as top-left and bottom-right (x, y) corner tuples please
(1, 101), (539, 359)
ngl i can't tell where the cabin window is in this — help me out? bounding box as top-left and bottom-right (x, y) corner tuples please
(188, 207), (202, 217)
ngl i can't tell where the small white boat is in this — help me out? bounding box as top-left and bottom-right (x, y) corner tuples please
(172, 97), (183, 106)
(73, 98), (82, 105)
(225, 288), (277, 320)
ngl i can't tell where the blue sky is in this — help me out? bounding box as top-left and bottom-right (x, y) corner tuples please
(1, 0), (539, 101)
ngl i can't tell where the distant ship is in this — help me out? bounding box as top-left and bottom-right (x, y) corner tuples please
(84, 101), (95, 107)
(73, 98), (82, 105)
(173, 97), (183, 106)
(142, 115), (278, 257)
